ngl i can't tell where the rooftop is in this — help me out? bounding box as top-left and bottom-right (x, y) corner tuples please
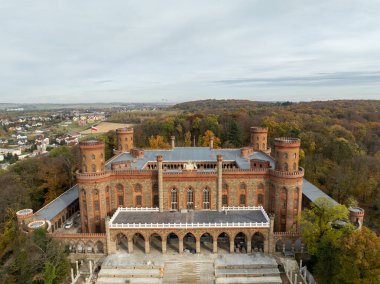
(109, 207), (270, 229)
(33, 184), (79, 221)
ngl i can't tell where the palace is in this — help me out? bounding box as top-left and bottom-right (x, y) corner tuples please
(17, 126), (348, 257)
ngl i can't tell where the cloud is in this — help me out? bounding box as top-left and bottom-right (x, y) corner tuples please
(0, 1), (380, 103)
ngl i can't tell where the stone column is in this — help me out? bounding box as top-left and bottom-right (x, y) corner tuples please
(196, 238), (201, 254)
(170, 136), (175, 149)
(157, 155), (164, 212)
(105, 216), (114, 254)
(264, 239), (269, 254)
(145, 239), (150, 254)
(217, 154), (223, 211)
(274, 186), (281, 232)
(247, 238), (252, 253)
(269, 215), (275, 254)
(162, 238), (167, 254)
(179, 237), (184, 254)
(229, 239), (234, 253)
(213, 240), (218, 253)
(286, 187), (294, 231)
(210, 136), (214, 149)
(128, 239), (133, 253)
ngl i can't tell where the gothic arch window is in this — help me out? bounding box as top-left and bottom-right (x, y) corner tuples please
(203, 188), (210, 209)
(222, 187), (228, 207)
(100, 153), (104, 159)
(91, 164), (96, 173)
(284, 153), (288, 159)
(186, 187), (194, 209)
(93, 189), (98, 195)
(152, 183), (159, 208)
(116, 184), (124, 207)
(134, 184), (142, 207)
(81, 188), (86, 198)
(240, 182), (247, 190)
(223, 183), (229, 190)
(257, 183), (265, 206)
(91, 154), (96, 160)
(294, 187), (300, 209)
(284, 163), (288, 171)
(293, 162), (297, 171)
(281, 187), (287, 209)
(171, 188), (178, 210)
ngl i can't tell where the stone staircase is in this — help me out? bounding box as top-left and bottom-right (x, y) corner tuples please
(163, 261), (214, 283)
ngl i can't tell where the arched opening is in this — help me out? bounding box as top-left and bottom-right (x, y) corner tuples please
(275, 239), (284, 253)
(152, 183), (159, 208)
(171, 188), (178, 210)
(252, 232), (265, 252)
(200, 233), (213, 253)
(217, 232), (230, 253)
(186, 187), (194, 209)
(116, 184), (124, 207)
(116, 233), (128, 252)
(203, 188), (210, 209)
(222, 183), (229, 207)
(77, 241), (85, 253)
(183, 232), (196, 253)
(133, 233), (145, 253)
(95, 241), (104, 253)
(167, 233), (179, 253)
(150, 233), (162, 253)
(86, 241), (94, 253)
(134, 184), (143, 207)
(69, 241), (76, 253)
(294, 239), (302, 253)
(285, 240), (293, 253)
(234, 232), (247, 253)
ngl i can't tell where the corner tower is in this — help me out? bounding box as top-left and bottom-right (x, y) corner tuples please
(270, 137), (303, 232)
(116, 128), (134, 153)
(79, 140), (105, 173)
(250, 127), (271, 154)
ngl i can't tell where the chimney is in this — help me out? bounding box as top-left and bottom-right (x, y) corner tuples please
(170, 136), (175, 149)
(210, 136), (214, 149)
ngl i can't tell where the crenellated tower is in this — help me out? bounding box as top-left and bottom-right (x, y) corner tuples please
(270, 138), (303, 232)
(250, 127), (271, 154)
(79, 140), (106, 173)
(116, 128), (134, 153)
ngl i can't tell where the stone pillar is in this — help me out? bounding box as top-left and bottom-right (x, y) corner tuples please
(128, 239), (133, 253)
(162, 238), (167, 254)
(210, 136), (214, 149)
(269, 215), (275, 254)
(217, 154), (223, 211)
(286, 187), (294, 231)
(196, 238), (201, 254)
(274, 187), (281, 232)
(247, 239), (252, 253)
(145, 239), (150, 254)
(229, 239), (234, 253)
(170, 136), (175, 149)
(105, 217), (114, 254)
(264, 239), (269, 254)
(179, 237), (184, 254)
(157, 155), (164, 212)
(213, 240), (218, 253)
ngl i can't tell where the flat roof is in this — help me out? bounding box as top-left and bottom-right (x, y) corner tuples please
(110, 209), (269, 228)
(107, 147), (275, 170)
(33, 184), (79, 221)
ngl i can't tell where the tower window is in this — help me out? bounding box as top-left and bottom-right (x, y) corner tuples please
(91, 164), (96, 172)
(171, 188), (178, 210)
(187, 188), (194, 209)
(91, 154), (96, 160)
(203, 188), (210, 209)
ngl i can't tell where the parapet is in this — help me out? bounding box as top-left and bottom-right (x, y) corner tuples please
(274, 137), (301, 147)
(79, 140), (105, 149)
(349, 207), (365, 217)
(250, 127), (268, 133)
(241, 147), (254, 157)
(131, 148), (144, 159)
(250, 159), (271, 169)
(27, 220), (47, 232)
(116, 127), (134, 134)
(16, 209), (34, 227)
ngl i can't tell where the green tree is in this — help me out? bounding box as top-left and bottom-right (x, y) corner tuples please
(184, 131), (192, 147)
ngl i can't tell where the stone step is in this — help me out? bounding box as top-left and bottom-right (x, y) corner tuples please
(215, 267), (280, 277)
(97, 277), (162, 284)
(98, 268), (162, 278)
(216, 276), (283, 284)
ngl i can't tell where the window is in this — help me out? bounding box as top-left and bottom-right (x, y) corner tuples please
(135, 195), (142, 207)
(94, 201), (99, 211)
(258, 194), (264, 205)
(222, 194), (228, 206)
(82, 155), (86, 160)
(134, 184), (142, 207)
(91, 164), (96, 172)
(187, 188), (194, 209)
(294, 153), (297, 158)
(240, 183), (247, 190)
(284, 163), (288, 171)
(171, 188), (178, 210)
(95, 216), (100, 222)
(256, 143), (259, 149)
(284, 153), (288, 159)
(118, 195), (124, 206)
(152, 183), (159, 207)
(106, 197), (110, 213)
(117, 184), (123, 192)
(203, 188), (210, 209)
(125, 137), (128, 141)
(91, 154), (96, 160)
(83, 165), (87, 172)
(262, 143), (265, 149)
(293, 162), (297, 171)
(239, 194), (246, 206)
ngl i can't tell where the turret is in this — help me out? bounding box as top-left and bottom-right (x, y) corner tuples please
(79, 140), (105, 173)
(348, 207), (365, 229)
(116, 128), (134, 153)
(274, 137), (300, 172)
(250, 127), (270, 154)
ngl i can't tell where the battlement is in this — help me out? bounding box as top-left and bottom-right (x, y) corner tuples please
(349, 207), (365, 217)
(116, 127), (134, 134)
(274, 137), (301, 146)
(79, 140), (105, 148)
(250, 127), (268, 133)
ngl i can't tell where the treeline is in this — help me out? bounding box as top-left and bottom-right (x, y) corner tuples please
(132, 100), (380, 232)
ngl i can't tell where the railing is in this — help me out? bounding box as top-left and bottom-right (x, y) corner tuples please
(269, 168), (304, 178)
(109, 207), (159, 223)
(109, 221), (270, 229)
(221, 206), (270, 223)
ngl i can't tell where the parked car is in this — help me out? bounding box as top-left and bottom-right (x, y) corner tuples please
(64, 219), (73, 229)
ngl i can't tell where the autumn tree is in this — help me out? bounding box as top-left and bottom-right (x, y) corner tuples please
(201, 130), (221, 148)
(184, 131), (192, 147)
(148, 135), (170, 149)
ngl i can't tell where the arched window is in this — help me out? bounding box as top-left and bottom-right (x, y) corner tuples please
(93, 189), (98, 195)
(203, 188), (210, 209)
(240, 182), (247, 190)
(116, 184), (124, 207)
(257, 183), (264, 206)
(91, 154), (96, 160)
(83, 164), (87, 173)
(258, 194), (264, 205)
(82, 155), (86, 160)
(294, 187), (300, 209)
(134, 184), (142, 207)
(284, 163), (288, 171)
(239, 191), (246, 206)
(152, 183), (159, 208)
(262, 143), (265, 149)
(281, 187), (287, 209)
(171, 188), (178, 210)
(186, 188), (194, 209)
(293, 162), (297, 171)
(91, 164), (96, 172)
(284, 153), (288, 159)
(100, 153), (104, 159)
(294, 153), (297, 158)
(222, 187), (228, 207)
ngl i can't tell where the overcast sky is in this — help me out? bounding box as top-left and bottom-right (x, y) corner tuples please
(1, 0), (380, 103)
